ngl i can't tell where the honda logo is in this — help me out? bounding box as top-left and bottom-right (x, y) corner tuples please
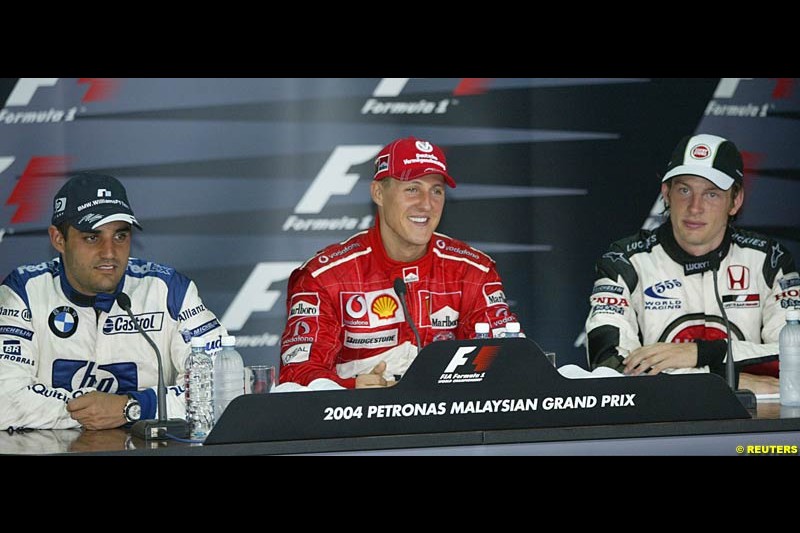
(727, 265), (750, 291)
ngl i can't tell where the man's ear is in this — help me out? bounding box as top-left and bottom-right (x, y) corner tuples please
(49, 225), (66, 254)
(371, 180), (384, 207)
(729, 186), (744, 217)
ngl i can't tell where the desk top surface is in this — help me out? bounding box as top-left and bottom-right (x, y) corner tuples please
(3, 401), (799, 456)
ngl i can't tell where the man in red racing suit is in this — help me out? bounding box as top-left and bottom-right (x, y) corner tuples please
(279, 137), (519, 389)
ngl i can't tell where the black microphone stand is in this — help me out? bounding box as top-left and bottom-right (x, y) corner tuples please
(117, 293), (190, 440)
(712, 269), (757, 411)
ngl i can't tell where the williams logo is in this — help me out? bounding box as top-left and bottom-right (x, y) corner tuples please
(438, 345), (500, 384)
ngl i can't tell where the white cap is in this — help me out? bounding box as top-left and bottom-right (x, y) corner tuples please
(787, 309), (800, 322)
(190, 337), (206, 348)
(222, 335), (237, 347)
(475, 323), (490, 334)
(505, 322), (520, 333)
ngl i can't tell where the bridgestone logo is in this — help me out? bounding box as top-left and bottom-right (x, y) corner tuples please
(343, 329), (398, 349)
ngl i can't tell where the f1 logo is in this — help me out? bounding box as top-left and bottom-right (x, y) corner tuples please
(5, 78), (59, 107)
(728, 265), (750, 291)
(444, 346), (475, 373)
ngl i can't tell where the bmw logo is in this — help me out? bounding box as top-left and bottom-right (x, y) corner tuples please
(48, 306), (79, 339)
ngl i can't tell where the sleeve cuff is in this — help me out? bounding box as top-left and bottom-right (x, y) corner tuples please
(129, 389), (157, 420)
(696, 339), (728, 376)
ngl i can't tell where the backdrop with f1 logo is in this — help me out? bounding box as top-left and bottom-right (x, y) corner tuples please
(1, 78), (797, 370)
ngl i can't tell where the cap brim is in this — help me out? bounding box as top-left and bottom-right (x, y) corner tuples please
(662, 165), (735, 190)
(69, 213), (142, 232)
(91, 213), (142, 230)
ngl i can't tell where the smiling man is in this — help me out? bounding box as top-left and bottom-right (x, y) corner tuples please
(0, 173), (225, 431)
(586, 134), (798, 394)
(279, 137), (519, 388)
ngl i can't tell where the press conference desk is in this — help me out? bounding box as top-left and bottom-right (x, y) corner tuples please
(3, 402), (799, 456)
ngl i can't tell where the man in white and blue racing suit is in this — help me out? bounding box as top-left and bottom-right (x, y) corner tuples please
(0, 173), (225, 431)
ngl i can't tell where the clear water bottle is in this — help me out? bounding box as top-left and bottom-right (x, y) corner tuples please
(185, 337), (214, 440)
(474, 322), (490, 339)
(780, 308), (800, 406)
(214, 335), (245, 420)
(504, 321), (521, 338)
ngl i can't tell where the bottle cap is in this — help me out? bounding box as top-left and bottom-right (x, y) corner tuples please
(505, 321), (521, 333)
(190, 337), (206, 349)
(475, 323), (490, 334)
(222, 335), (237, 347)
(787, 308), (800, 321)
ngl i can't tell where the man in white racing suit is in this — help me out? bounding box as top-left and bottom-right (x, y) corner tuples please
(586, 134), (798, 394)
(0, 173), (226, 431)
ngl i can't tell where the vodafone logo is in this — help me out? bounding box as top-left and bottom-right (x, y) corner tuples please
(690, 144), (711, 160)
(345, 294), (367, 319)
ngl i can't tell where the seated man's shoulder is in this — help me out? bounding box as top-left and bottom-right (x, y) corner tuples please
(3, 258), (59, 290)
(299, 231), (372, 277)
(606, 228), (660, 257)
(730, 227), (782, 253)
(431, 232), (496, 270)
(126, 257), (181, 280)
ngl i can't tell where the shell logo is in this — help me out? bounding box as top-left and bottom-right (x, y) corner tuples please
(371, 295), (399, 319)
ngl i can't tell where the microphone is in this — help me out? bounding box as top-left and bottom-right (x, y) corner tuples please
(710, 264), (757, 410)
(116, 292), (189, 440)
(394, 278), (422, 378)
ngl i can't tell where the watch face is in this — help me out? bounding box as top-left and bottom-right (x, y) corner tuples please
(126, 401), (142, 422)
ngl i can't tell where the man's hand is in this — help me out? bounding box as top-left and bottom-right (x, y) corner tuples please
(738, 372), (779, 395)
(355, 361), (396, 389)
(624, 342), (698, 376)
(66, 391), (128, 430)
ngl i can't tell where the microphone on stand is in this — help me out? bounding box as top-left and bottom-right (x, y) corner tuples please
(710, 260), (757, 410)
(394, 278), (422, 382)
(116, 293), (189, 440)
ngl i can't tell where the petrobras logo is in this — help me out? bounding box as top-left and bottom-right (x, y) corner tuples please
(1, 78), (120, 126)
(340, 288), (405, 329)
(343, 329), (398, 349)
(482, 282), (506, 307)
(362, 78), (492, 116)
(289, 292), (320, 318)
(2, 339), (21, 355)
(103, 312), (164, 335)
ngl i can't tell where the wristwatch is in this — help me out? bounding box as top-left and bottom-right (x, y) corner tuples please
(123, 395), (141, 423)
